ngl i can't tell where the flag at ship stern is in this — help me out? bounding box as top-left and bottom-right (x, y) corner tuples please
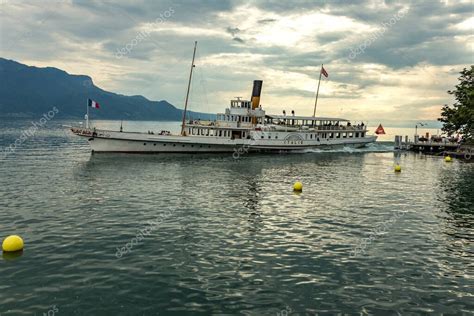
(88, 99), (100, 109)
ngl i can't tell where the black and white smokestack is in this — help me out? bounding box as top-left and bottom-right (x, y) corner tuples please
(251, 80), (263, 110)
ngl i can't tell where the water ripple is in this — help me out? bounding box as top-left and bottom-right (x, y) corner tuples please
(0, 120), (473, 315)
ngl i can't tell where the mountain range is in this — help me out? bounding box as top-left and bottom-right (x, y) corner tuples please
(0, 57), (208, 121)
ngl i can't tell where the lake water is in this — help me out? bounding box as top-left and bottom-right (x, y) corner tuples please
(0, 119), (472, 315)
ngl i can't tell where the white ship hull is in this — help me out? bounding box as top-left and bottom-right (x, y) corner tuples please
(72, 128), (377, 153)
(73, 48), (380, 155)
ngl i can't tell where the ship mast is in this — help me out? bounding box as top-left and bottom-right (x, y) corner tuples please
(313, 64), (323, 117)
(181, 41), (197, 136)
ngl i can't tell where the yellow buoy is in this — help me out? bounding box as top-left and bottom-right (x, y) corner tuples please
(2, 235), (24, 252)
(293, 181), (303, 192)
(445, 156), (452, 162)
(394, 165), (402, 172)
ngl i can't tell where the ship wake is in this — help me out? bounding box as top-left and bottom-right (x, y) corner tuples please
(298, 142), (394, 154)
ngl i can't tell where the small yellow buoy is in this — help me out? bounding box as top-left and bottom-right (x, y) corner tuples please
(445, 155), (452, 162)
(293, 181), (303, 192)
(2, 235), (24, 252)
(394, 164), (402, 172)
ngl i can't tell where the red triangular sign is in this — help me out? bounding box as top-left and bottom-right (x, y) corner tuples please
(375, 124), (386, 135)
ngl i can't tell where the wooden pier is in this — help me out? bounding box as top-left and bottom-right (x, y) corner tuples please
(394, 135), (458, 152)
(394, 135), (473, 161)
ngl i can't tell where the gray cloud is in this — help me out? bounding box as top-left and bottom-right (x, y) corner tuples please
(258, 18), (276, 24)
(226, 27), (241, 36)
(0, 0), (471, 121)
(233, 37), (245, 43)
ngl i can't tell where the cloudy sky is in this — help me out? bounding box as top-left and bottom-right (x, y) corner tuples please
(0, 0), (472, 123)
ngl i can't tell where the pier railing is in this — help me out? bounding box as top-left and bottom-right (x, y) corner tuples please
(394, 135), (460, 151)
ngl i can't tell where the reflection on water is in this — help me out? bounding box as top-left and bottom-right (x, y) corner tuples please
(0, 119), (473, 315)
(437, 164), (474, 241)
(2, 250), (24, 261)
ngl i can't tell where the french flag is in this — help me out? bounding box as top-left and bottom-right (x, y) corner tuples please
(88, 98), (100, 109)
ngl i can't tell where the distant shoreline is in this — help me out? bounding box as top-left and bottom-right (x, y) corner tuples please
(0, 115), (183, 122)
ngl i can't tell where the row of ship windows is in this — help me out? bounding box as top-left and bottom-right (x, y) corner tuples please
(189, 128), (247, 138)
(143, 143), (212, 148)
(216, 115), (252, 122)
(187, 129), (365, 139)
(261, 132), (365, 139)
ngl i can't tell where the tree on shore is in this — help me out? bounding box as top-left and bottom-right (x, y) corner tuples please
(439, 66), (473, 143)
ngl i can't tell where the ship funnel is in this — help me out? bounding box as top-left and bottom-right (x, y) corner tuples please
(251, 80), (263, 110)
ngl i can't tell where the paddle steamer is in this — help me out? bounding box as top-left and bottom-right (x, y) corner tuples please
(71, 43), (376, 153)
